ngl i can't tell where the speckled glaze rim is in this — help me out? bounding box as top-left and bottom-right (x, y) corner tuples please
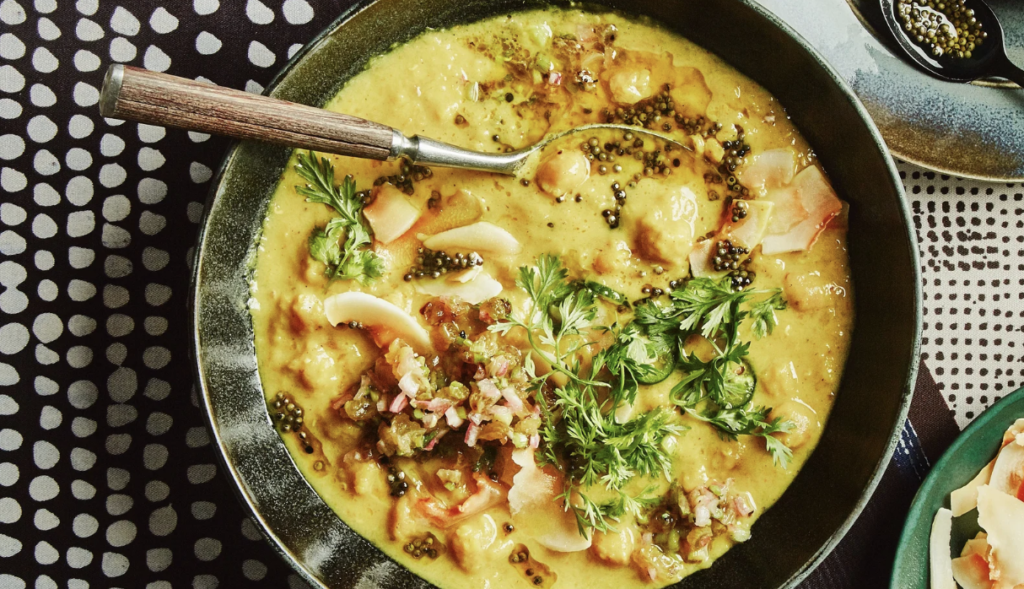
(756, 0), (1024, 182)
(189, 1), (922, 588)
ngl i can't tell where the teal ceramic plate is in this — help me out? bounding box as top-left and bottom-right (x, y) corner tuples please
(755, 0), (1024, 181)
(891, 386), (1024, 588)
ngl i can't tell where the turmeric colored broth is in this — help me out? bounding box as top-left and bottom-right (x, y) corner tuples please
(251, 8), (853, 589)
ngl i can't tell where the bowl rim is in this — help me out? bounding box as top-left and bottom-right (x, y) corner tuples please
(188, 1), (922, 587)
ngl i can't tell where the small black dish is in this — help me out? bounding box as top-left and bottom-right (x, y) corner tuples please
(879, 0), (1024, 86)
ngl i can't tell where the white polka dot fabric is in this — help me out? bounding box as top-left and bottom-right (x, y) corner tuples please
(0, 0), (1020, 587)
(0, 0), (323, 586)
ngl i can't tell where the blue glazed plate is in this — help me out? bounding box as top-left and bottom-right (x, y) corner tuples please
(756, 0), (1024, 181)
(891, 386), (1024, 588)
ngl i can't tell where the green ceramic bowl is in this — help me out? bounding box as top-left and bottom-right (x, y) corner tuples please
(891, 386), (1024, 589)
(189, 1), (921, 588)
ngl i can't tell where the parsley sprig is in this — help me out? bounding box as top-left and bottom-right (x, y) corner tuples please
(296, 151), (384, 284)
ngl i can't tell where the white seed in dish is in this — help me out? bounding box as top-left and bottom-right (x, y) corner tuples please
(323, 291), (431, 351)
(420, 222), (522, 255)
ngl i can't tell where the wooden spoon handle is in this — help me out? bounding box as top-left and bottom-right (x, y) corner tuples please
(99, 65), (396, 160)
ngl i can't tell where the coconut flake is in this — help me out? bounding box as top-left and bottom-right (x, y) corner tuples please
(929, 508), (956, 589)
(323, 292), (432, 352)
(952, 553), (994, 589)
(508, 449), (591, 552)
(990, 439), (1024, 501)
(415, 271), (503, 305)
(421, 222), (521, 255)
(977, 485), (1024, 589)
(952, 459), (996, 517)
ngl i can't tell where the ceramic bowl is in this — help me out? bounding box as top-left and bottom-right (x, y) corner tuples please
(189, 0), (922, 587)
(891, 386), (1024, 589)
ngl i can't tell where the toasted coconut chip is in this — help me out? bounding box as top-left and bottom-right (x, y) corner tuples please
(421, 222), (522, 255)
(989, 441), (1024, 502)
(1002, 418), (1024, 447)
(952, 459), (996, 517)
(687, 239), (718, 279)
(760, 166), (843, 255)
(952, 553), (994, 589)
(721, 201), (774, 253)
(763, 185), (808, 235)
(447, 265), (483, 284)
(415, 271), (503, 305)
(323, 291), (432, 352)
(961, 533), (990, 558)
(737, 148), (797, 194)
(508, 448), (591, 553)
(930, 507), (957, 589)
(364, 184), (421, 245)
(977, 485), (1024, 589)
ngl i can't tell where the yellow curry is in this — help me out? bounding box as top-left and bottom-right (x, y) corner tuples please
(251, 8), (853, 589)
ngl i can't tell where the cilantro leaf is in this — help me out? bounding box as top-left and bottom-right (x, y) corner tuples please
(685, 406), (795, 469)
(749, 291), (788, 339)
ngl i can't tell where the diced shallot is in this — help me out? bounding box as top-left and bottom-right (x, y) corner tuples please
(445, 406), (464, 429)
(488, 356), (510, 377)
(734, 494), (755, 517)
(529, 434), (540, 449)
(501, 388), (524, 414)
(489, 405), (513, 425)
(465, 422), (480, 447)
(423, 398), (453, 414)
(397, 372), (421, 398)
(478, 378), (502, 402)
(421, 413), (439, 429)
(547, 72), (562, 85)
(389, 393), (409, 414)
(424, 429), (446, 451)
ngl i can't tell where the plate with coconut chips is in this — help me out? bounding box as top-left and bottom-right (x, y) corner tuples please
(892, 385), (1024, 589)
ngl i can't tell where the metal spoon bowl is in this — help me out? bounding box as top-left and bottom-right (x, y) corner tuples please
(99, 64), (688, 177)
(878, 0), (1024, 86)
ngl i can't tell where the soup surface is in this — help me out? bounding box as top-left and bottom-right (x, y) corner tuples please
(251, 8), (853, 589)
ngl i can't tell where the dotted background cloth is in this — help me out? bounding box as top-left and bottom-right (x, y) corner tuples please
(0, 1), (1020, 588)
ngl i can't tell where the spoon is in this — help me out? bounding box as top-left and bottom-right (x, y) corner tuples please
(99, 65), (686, 176)
(879, 0), (1024, 86)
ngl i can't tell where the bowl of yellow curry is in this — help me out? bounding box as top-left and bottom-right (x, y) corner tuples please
(189, 0), (921, 588)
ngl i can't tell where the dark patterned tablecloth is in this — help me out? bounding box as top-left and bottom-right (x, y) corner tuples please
(0, 1), (1020, 588)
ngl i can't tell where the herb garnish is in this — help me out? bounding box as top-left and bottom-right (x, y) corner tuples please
(295, 151), (384, 284)
(637, 277), (795, 468)
(492, 258), (793, 538)
(492, 255), (686, 538)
